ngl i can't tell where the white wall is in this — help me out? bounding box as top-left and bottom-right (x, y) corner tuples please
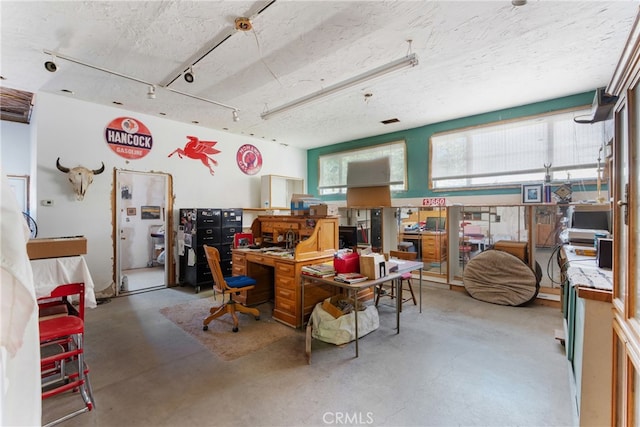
(1, 120), (32, 175)
(31, 92), (306, 294)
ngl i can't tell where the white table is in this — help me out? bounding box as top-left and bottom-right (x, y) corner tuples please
(302, 260), (424, 362)
(30, 255), (97, 308)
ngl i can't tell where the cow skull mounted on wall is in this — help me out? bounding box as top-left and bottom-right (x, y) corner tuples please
(56, 157), (105, 200)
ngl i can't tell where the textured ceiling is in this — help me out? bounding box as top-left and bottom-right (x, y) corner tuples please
(1, 1), (638, 149)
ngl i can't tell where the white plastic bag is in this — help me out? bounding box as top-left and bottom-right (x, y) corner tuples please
(310, 297), (379, 345)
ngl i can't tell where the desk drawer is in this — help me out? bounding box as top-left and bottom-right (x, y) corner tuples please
(276, 274), (296, 290)
(246, 253), (275, 266)
(275, 294), (296, 314)
(275, 222), (299, 230)
(232, 264), (246, 276)
(232, 253), (246, 267)
(276, 286), (296, 303)
(275, 262), (295, 276)
(423, 247), (439, 258)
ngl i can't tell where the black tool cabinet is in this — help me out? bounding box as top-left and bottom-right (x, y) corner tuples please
(178, 208), (242, 293)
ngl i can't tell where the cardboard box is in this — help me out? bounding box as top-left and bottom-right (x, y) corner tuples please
(309, 204), (339, 217)
(290, 194), (321, 215)
(322, 299), (345, 319)
(322, 295), (356, 318)
(493, 240), (528, 263)
(27, 236), (87, 260)
(346, 186), (391, 207)
(359, 253), (387, 280)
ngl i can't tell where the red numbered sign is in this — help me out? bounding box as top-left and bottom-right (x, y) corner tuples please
(422, 197), (446, 207)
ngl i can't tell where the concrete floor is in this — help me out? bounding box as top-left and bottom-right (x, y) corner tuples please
(43, 285), (575, 427)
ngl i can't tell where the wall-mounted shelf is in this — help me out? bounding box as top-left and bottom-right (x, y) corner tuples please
(261, 175), (304, 209)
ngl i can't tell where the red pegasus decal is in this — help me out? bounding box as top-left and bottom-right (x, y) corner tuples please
(168, 136), (221, 175)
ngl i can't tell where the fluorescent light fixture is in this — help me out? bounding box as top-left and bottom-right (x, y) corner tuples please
(261, 53), (418, 120)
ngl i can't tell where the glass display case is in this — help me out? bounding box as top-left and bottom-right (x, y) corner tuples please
(398, 206), (447, 279)
(339, 207), (398, 254)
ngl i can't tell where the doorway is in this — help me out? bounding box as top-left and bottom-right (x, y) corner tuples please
(114, 170), (172, 295)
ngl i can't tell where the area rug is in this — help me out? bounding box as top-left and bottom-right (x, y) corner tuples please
(159, 297), (295, 361)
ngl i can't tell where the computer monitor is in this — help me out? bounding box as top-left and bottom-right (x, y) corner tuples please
(569, 206), (611, 232)
(338, 226), (359, 249)
(424, 217), (446, 231)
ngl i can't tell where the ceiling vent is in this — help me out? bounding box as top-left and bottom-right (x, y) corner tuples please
(381, 118), (400, 125)
(574, 87), (618, 124)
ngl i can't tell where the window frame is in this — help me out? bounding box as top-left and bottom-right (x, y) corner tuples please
(317, 140), (407, 195)
(428, 106), (605, 191)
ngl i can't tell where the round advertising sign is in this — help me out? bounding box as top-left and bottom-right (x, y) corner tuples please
(236, 144), (262, 175)
(105, 117), (153, 159)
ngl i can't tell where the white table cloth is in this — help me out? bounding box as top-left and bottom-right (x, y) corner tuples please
(30, 255), (97, 308)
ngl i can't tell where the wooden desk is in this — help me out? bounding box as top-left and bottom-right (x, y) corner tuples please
(232, 249), (336, 327)
(30, 255), (97, 308)
(400, 232), (447, 264)
(302, 260), (424, 362)
(232, 215), (340, 328)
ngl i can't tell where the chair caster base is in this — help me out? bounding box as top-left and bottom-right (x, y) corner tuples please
(203, 325), (208, 331)
(232, 327), (239, 333)
(255, 316), (260, 321)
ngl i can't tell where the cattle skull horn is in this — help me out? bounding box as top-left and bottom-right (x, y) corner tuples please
(56, 157), (70, 173)
(56, 157), (105, 201)
(92, 163), (105, 175)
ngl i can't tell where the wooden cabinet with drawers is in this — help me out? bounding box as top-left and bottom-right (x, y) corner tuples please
(421, 232), (447, 263)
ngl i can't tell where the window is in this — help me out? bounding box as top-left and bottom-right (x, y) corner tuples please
(318, 140), (406, 195)
(430, 108), (606, 189)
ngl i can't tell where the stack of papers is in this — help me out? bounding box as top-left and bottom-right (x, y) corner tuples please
(334, 273), (368, 284)
(301, 263), (336, 278)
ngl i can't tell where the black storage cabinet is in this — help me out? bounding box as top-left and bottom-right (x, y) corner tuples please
(178, 208), (242, 293)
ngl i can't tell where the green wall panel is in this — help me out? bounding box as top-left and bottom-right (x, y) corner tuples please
(307, 91), (595, 201)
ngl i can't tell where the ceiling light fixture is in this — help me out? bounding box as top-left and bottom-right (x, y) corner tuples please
(184, 67), (194, 83)
(235, 17), (253, 31)
(512, 0), (527, 6)
(42, 49), (239, 113)
(232, 110), (240, 122)
(261, 53), (418, 120)
(44, 55), (57, 72)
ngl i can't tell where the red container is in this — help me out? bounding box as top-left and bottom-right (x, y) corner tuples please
(333, 252), (360, 274)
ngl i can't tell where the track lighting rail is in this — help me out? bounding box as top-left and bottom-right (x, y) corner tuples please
(42, 49), (240, 118)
